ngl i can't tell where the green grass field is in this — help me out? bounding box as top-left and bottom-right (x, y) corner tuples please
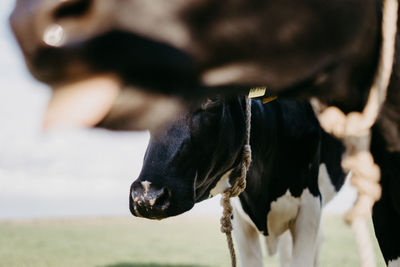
(0, 215), (385, 267)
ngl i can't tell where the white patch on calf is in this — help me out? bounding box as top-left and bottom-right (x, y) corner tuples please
(266, 190), (300, 256)
(318, 163), (336, 207)
(141, 181), (152, 195)
(265, 189), (322, 267)
(209, 170), (232, 197)
(389, 258), (400, 267)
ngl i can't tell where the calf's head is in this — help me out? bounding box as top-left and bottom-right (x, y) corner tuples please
(130, 97), (247, 219)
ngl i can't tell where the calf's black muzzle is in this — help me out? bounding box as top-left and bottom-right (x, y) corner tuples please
(130, 181), (171, 220)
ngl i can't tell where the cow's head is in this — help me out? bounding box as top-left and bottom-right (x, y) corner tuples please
(10, 0), (379, 130)
(130, 96), (247, 219)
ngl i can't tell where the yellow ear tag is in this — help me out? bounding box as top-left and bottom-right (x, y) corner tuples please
(248, 87), (267, 98)
(262, 95), (278, 104)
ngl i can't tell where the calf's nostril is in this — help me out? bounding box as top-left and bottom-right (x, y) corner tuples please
(153, 188), (171, 209)
(53, 0), (92, 20)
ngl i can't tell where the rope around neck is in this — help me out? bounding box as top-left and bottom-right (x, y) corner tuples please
(220, 97), (252, 267)
(311, 1), (398, 266)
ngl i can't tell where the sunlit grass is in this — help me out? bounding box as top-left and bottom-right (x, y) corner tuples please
(0, 215), (385, 267)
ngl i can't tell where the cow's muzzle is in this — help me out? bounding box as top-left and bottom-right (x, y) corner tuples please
(130, 181), (171, 220)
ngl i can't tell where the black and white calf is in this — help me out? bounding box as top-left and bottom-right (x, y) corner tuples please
(129, 96), (346, 266)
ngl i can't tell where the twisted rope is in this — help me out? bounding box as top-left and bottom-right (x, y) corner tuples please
(220, 96), (252, 267)
(311, 1), (398, 266)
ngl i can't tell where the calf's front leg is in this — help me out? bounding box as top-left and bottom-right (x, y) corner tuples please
(231, 197), (264, 267)
(290, 189), (322, 267)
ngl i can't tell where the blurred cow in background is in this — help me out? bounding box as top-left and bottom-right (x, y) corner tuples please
(10, 0), (380, 130)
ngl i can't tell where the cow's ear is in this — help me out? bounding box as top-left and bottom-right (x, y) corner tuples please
(201, 97), (220, 110)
